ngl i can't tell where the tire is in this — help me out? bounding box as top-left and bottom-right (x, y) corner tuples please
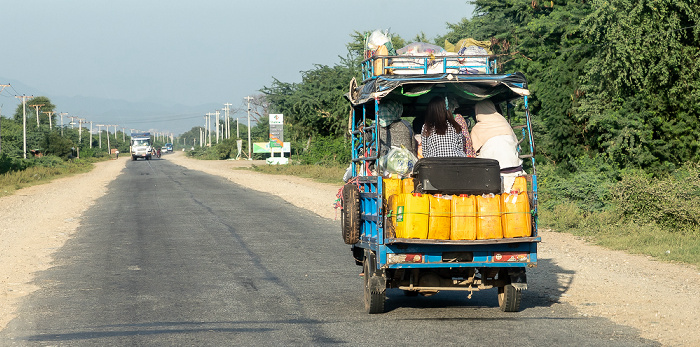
(341, 183), (360, 244)
(498, 284), (522, 312)
(363, 251), (385, 314)
(132, 155), (137, 161)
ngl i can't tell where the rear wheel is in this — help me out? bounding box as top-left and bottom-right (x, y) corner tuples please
(363, 251), (385, 314)
(498, 284), (522, 312)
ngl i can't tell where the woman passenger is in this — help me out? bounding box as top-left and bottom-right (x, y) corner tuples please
(421, 96), (467, 157)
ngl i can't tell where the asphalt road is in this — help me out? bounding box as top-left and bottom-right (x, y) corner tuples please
(0, 156), (658, 346)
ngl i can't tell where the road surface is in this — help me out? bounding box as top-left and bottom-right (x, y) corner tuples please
(0, 157), (657, 345)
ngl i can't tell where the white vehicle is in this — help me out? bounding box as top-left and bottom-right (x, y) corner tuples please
(130, 133), (153, 160)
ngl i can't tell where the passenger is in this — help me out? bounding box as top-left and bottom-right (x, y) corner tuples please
(470, 99), (524, 190)
(377, 100), (416, 157)
(420, 96), (467, 158)
(446, 96), (476, 157)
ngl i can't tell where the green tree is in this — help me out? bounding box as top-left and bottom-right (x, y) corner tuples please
(576, 0), (700, 173)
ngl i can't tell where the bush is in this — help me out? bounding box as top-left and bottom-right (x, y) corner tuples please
(0, 154), (30, 174)
(296, 136), (350, 166)
(614, 162), (700, 231)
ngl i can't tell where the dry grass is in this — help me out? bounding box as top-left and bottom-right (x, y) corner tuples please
(247, 163), (346, 185)
(0, 160), (96, 197)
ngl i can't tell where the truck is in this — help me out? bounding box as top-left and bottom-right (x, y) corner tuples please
(341, 47), (540, 313)
(130, 132), (153, 160)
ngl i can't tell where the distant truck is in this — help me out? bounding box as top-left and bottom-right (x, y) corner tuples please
(130, 132), (152, 160)
(164, 143), (173, 152)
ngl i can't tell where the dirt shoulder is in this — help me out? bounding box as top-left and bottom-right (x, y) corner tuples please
(2, 152), (699, 346)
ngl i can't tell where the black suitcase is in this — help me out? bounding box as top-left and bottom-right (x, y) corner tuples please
(413, 157), (501, 195)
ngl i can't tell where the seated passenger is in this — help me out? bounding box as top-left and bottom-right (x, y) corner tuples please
(470, 99), (524, 190)
(421, 96), (467, 158)
(446, 96), (476, 157)
(377, 100), (416, 157)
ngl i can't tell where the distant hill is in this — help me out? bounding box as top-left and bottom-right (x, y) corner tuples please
(0, 77), (222, 135)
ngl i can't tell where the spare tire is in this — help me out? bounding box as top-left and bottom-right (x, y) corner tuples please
(341, 183), (361, 244)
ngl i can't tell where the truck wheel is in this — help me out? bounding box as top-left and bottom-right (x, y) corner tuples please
(341, 183), (360, 244)
(132, 155), (136, 161)
(363, 251), (386, 314)
(498, 284), (522, 312)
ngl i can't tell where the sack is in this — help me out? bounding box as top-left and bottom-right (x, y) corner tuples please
(367, 30), (390, 50)
(377, 145), (419, 177)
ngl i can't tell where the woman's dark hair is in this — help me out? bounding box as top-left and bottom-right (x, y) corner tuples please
(423, 96), (462, 135)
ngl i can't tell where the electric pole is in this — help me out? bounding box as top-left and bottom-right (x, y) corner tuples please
(224, 103), (232, 139)
(15, 95), (34, 159)
(31, 104), (44, 127)
(245, 96), (253, 160)
(206, 112), (214, 146)
(89, 121), (93, 148)
(95, 124), (104, 148)
(215, 110), (220, 144)
(58, 112), (68, 136)
(42, 111), (55, 128)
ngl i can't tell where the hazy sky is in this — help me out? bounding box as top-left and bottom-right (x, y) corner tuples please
(0, 0), (474, 134)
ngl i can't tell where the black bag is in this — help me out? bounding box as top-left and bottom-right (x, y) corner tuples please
(413, 157), (501, 195)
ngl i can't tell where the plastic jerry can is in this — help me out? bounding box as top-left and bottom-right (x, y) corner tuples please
(428, 194), (451, 240)
(502, 192), (531, 238)
(512, 175), (528, 193)
(402, 177), (415, 194)
(383, 176), (402, 199)
(395, 193), (429, 239)
(476, 193), (503, 240)
(451, 194), (477, 240)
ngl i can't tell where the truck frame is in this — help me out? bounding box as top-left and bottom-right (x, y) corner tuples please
(342, 53), (540, 313)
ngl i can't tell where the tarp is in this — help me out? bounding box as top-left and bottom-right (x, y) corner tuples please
(346, 72), (529, 106)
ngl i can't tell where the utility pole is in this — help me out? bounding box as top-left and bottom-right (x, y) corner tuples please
(245, 96), (253, 160)
(95, 124), (104, 148)
(58, 112), (68, 136)
(89, 121), (93, 148)
(15, 95), (33, 159)
(78, 118), (84, 158)
(68, 116), (78, 129)
(224, 103), (232, 139)
(215, 110), (220, 144)
(206, 112), (214, 146)
(42, 111), (55, 128)
(236, 117), (239, 139)
(31, 104), (44, 127)
(122, 127), (126, 142)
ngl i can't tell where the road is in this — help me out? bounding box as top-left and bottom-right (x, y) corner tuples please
(0, 157), (658, 346)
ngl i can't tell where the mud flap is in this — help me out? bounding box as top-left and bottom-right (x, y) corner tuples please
(368, 274), (387, 294)
(508, 269), (527, 290)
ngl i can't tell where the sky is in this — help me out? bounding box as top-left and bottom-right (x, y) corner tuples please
(0, 0), (475, 135)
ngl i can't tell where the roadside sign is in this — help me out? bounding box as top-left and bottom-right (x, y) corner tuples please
(253, 142), (290, 153)
(269, 114), (283, 148)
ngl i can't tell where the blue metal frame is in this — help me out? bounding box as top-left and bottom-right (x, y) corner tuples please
(349, 74), (539, 274)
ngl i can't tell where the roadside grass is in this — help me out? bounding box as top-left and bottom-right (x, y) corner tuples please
(247, 163), (345, 185)
(0, 158), (102, 198)
(540, 197), (700, 269)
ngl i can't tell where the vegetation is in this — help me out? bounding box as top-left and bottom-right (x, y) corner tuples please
(207, 0), (699, 266)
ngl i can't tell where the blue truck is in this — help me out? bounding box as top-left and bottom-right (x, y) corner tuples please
(341, 51), (540, 313)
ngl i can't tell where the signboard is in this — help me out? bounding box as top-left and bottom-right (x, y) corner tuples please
(253, 142), (291, 154)
(269, 113), (284, 148)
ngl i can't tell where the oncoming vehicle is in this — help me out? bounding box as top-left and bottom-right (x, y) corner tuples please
(340, 40), (540, 314)
(164, 143), (173, 152)
(130, 133), (152, 160)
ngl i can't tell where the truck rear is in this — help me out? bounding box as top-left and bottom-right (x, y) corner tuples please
(341, 47), (539, 313)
